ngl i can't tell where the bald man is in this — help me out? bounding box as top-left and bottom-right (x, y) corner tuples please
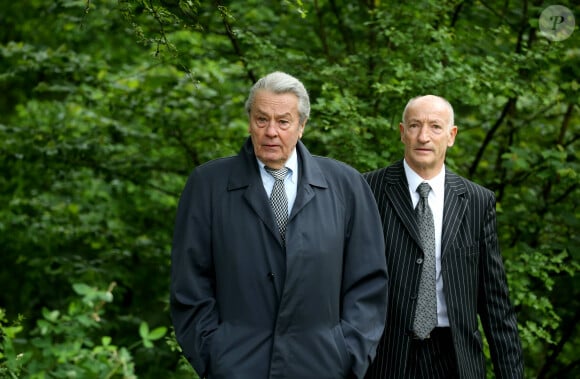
(363, 96), (523, 378)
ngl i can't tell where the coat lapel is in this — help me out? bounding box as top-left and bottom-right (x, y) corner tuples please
(289, 141), (328, 221)
(228, 138), (280, 241)
(227, 138), (328, 246)
(441, 170), (468, 257)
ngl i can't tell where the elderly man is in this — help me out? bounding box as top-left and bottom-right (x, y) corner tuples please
(170, 71), (388, 379)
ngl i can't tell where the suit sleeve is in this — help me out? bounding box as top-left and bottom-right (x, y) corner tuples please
(478, 193), (524, 378)
(340, 174), (388, 378)
(170, 169), (218, 378)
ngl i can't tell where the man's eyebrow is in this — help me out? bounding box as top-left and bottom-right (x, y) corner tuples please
(407, 118), (446, 124)
(253, 109), (293, 118)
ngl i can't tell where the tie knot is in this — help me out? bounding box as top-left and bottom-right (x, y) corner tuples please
(417, 182), (431, 198)
(265, 166), (288, 181)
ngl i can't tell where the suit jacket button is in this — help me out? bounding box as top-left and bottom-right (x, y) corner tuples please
(416, 258), (423, 264)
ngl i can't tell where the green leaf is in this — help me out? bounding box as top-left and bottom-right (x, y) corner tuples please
(147, 326), (167, 341)
(139, 322), (149, 339)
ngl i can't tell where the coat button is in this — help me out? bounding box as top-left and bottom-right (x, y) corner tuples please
(416, 258), (423, 264)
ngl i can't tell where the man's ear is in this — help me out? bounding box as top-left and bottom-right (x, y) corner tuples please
(298, 120), (307, 138)
(448, 125), (458, 147)
(399, 123), (405, 142)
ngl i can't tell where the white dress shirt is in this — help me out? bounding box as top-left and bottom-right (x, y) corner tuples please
(403, 159), (449, 327)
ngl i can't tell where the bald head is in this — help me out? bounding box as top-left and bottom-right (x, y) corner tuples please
(402, 95), (455, 130)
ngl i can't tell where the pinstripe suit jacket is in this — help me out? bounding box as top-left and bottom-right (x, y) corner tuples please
(363, 160), (523, 379)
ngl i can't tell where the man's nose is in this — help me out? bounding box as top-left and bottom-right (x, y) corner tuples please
(417, 125), (430, 141)
(265, 121), (278, 135)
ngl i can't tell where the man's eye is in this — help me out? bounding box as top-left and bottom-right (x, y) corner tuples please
(278, 120), (291, 129)
(432, 125), (444, 134)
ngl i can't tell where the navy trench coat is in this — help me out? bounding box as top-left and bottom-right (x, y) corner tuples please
(170, 138), (388, 379)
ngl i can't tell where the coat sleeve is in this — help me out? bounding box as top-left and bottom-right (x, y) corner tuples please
(170, 168), (218, 378)
(340, 174), (388, 379)
(478, 193), (524, 378)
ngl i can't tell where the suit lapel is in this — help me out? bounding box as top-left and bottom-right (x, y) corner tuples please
(441, 170), (468, 257)
(383, 162), (469, 254)
(385, 161), (422, 248)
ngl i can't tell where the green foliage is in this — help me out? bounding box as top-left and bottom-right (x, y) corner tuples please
(0, 283), (169, 378)
(1, 0), (579, 378)
(0, 310), (28, 378)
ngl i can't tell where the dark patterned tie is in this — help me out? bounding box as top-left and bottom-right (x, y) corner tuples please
(413, 182), (437, 339)
(265, 166), (289, 243)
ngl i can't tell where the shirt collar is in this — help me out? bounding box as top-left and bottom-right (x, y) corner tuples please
(257, 148), (298, 183)
(403, 159), (445, 198)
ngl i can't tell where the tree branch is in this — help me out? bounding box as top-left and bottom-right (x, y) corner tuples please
(329, 0), (355, 54)
(468, 97), (516, 177)
(313, 0), (331, 59)
(557, 103), (574, 145)
(214, 1), (256, 84)
(537, 306), (580, 378)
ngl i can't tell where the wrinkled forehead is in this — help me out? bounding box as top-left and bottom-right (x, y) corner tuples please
(253, 90), (298, 109)
(405, 98), (451, 124)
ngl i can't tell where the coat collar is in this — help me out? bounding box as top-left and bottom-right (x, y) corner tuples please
(227, 137), (327, 190)
(226, 137), (328, 245)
